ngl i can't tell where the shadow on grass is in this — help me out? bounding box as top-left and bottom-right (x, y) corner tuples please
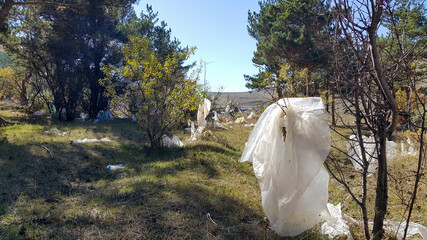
(86, 178), (264, 239)
(1, 109), (311, 239)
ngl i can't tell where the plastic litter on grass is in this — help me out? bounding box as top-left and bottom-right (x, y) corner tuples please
(72, 138), (111, 144)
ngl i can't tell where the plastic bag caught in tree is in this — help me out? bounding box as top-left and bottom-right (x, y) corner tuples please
(241, 97), (331, 236)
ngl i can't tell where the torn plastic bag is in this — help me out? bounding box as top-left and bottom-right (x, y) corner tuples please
(161, 134), (184, 148)
(321, 204), (427, 239)
(247, 111), (256, 119)
(234, 117), (246, 124)
(33, 110), (44, 116)
(401, 138), (418, 157)
(197, 98), (211, 129)
(241, 97), (331, 236)
(188, 120), (203, 141)
(347, 135), (398, 173)
(212, 111), (226, 129)
(321, 203), (353, 239)
(188, 98), (212, 141)
(72, 138), (111, 144)
(384, 220), (427, 239)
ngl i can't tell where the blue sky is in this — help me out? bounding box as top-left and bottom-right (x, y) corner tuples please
(134, 1), (260, 92)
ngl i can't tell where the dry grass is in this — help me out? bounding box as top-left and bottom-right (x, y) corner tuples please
(326, 106), (426, 239)
(0, 100), (425, 239)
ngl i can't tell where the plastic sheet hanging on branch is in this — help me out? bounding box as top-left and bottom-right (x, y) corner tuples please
(189, 98), (211, 141)
(197, 98), (211, 129)
(241, 97), (331, 236)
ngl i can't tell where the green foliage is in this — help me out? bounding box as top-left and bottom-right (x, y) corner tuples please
(278, 63), (308, 96)
(246, 0), (332, 97)
(379, 0), (427, 89)
(102, 36), (201, 148)
(0, 67), (15, 98)
(1, 0), (137, 120)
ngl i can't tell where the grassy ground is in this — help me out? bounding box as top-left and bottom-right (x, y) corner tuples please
(0, 100), (425, 239)
(326, 107), (426, 239)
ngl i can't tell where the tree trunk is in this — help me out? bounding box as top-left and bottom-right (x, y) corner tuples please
(0, 0), (14, 28)
(276, 86), (283, 99)
(19, 73), (31, 106)
(367, 6), (399, 138)
(0, 116), (11, 127)
(331, 93), (336, 126)
(325, 78), (330, 112)
(372, 114), (388, 239)
(355, 86), (371, 240)
(306, 67), (311, 96)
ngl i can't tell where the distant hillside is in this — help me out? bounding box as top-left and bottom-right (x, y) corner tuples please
(208, 89), (275, 109)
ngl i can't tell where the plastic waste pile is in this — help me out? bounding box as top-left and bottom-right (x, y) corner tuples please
(241, 97), (331, 236)
(347, 134), (397, 173)
(160, 134), (184, 148)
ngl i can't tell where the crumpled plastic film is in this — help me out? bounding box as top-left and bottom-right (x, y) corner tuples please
(321, 203), (353, 239)
(241, 97), (331, 236)
(160, 134), (184, 148)
(197, 98), (211, 129)
(347, 134), (398, 174)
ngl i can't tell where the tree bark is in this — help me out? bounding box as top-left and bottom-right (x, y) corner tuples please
(372, 114), (388, 239)
(331, 93), (336, 126)
(367, 1), (399, 138)
(325, 78), (330, 112)
(0, 0), (14, 28)
(306, 67), (311, 96)
(275, 85), (283, 99)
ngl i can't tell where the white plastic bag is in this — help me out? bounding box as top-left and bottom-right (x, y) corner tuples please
(72, 138), (111, 144)
(234, 117), (246, 124)
(241, 97), (331, 236)
(247, 111), (256, 119)
(33, 110), (44, 116)
(161, 135), (184, 148)
(321, 203), (353, 239)
(197, 98), (211, 129)
(188, 98), (212, 141)
(212, 111), (226, 129)
(384, 220), (427, 239)
(347, 135), (398, 173)
(401, 138), (418, 157)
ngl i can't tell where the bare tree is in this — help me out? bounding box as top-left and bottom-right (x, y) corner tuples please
(327, 0), (426, 239)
